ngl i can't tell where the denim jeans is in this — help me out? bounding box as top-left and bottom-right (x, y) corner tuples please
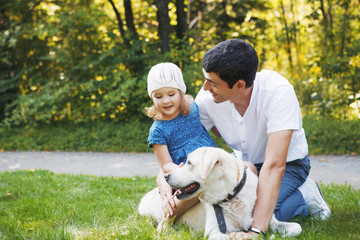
(255, 156), (311, 221)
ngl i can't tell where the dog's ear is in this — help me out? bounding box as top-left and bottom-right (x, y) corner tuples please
(200, 152), (222, 179)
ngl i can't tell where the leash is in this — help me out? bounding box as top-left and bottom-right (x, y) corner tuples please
(213, 165), (247, 234)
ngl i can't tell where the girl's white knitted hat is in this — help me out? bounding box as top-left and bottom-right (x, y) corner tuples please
(147, 62), (186, 97)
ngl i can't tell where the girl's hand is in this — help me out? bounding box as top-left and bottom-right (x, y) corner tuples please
(156, 156), (186, 219)
(160, 181), (176, 218)
(160, 163), (185, 217)
(157, 170), (177, 218)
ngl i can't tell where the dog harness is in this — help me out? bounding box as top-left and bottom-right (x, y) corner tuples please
(213, 165), (247, 234)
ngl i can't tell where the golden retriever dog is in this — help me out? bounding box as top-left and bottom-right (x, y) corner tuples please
(138, 147), (301, 239)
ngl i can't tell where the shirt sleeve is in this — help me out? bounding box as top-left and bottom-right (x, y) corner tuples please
(195, 88), (215, 131)
(147, 123), (167, 148)
(265, 85), (302, 134)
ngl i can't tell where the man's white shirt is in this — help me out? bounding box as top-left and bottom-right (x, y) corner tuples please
(196, 69), (308, 164)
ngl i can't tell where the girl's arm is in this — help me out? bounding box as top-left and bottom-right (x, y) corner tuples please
(156, 168), (176, 217)
(153, 144), (178, 217)
(153, 144), (178, 173)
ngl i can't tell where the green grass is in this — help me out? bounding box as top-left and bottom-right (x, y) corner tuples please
(0, 170), (359, 239)
(303, 118), (360, 155)
(0, 118), (359, 154)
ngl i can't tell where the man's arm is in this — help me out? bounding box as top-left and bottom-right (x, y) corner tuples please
(251, 130), (293, 233)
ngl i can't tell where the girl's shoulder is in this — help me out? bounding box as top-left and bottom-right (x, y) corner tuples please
(149, 120), (164, 133)
(189, 101), (198, 112)
(188, 101), (199, 116)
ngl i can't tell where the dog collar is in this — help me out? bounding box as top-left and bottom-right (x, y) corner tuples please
(222, 165), (247, 202)
(213, 165), (247, 234)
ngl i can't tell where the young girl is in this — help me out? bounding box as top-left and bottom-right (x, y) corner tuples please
(146, 62), (216, 227)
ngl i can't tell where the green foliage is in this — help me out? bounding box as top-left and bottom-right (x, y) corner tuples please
(295, 0), (360, 119)
(303, 118), (360, 155)
(1, 0), (360, 127)
(0, 121), (152, 152)
(0, 170), (359, 239)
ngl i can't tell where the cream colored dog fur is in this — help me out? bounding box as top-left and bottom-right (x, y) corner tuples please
(138, 147), (302, 239)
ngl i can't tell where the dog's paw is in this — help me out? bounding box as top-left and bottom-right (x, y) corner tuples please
(156, 218), (169, 233)
(207, 232), (229, 240)
(227, 231), (257, 240)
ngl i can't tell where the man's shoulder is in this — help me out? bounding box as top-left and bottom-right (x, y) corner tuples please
(257, 69), (289, 82)
(256, 69), (293, 91)
(195, 88), (213, 108)
(195, 88), (231, 109)
(195, 87), (211, 101)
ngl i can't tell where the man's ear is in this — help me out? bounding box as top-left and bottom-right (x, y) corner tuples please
(233, 80), (246, 90)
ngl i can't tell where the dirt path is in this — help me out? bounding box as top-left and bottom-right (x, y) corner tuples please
(0, 151), (359, 189)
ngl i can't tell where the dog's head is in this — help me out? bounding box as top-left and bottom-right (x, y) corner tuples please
(166, 147), (242, 204)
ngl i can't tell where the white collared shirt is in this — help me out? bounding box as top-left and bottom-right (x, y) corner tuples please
(195, 69), (308, 164)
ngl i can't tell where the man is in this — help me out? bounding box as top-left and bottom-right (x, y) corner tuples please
(195, 39), (331, 238)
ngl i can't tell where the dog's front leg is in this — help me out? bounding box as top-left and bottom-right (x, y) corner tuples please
(204, 204), (228, 240)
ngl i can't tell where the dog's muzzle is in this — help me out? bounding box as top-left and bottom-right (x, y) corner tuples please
(165, 174), (200, 199)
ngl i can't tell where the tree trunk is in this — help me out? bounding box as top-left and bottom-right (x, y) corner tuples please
(175, 0), (187, 40)
(319, 0), (334, 50)
(20, 0), (42, 25)
(280, 0), (293, 72)
(216, 0), (230, 38)
(108, 0), (129, 46)
(187, 0), (205, 29)
(290, 0), (299, 61)
(155, 0), (171, 54)
(175, 0), (188, 51)
(124, 0), (138, 38)
(339, 1), (350, 54)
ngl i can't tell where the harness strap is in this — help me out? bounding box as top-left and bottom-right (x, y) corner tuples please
(212, 165), (248, 234)
(213, 204), (227, 234)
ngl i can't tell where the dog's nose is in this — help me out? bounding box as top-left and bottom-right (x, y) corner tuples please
(164, 173), (170, 182)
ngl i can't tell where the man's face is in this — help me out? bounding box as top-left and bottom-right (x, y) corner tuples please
(202, 69), (238, 103)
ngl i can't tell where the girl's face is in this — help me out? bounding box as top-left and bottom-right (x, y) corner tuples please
(152, 87), (183, 120)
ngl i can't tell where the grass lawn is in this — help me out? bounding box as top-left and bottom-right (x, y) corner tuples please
(0, 170), (359, 239)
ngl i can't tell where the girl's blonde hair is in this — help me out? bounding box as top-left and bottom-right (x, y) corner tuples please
(145, 90), (194, 120)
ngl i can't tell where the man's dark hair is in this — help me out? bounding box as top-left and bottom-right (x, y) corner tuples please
(202, 39), (259, 88)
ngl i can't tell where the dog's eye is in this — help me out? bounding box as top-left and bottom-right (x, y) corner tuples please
(187, 161), (192, 165)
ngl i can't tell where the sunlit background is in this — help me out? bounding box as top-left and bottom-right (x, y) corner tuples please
(1, 0), (359, 127)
